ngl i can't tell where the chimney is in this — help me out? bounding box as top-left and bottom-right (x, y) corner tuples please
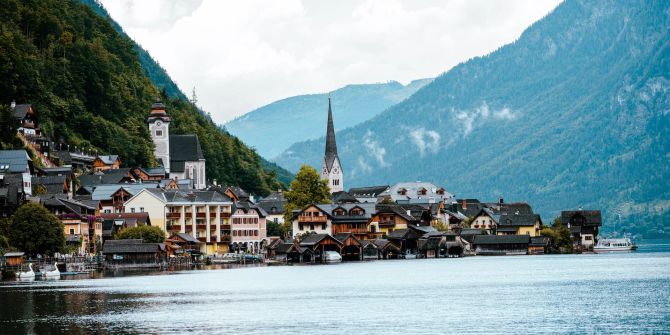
(10, 100), (16, 109)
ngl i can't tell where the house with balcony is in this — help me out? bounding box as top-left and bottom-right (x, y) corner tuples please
(230, 201), (267, 254)
(560, 210), (602, 249)
(124, 188), (233, 255)
(291, 203), (375, 240)
(90, 183), (160, 213)
(39, 195), (101, 254)
(92, 155), (121, 172)
(470, 208), (500, 234)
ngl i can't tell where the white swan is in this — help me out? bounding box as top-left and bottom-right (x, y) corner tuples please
(44, 262), (60, 279)
(17, 263), (35, 281)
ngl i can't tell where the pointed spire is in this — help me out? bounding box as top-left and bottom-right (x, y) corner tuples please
(325, 96), (338, 160)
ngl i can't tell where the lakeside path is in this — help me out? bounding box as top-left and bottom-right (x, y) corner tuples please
(1, 242), (669, 334)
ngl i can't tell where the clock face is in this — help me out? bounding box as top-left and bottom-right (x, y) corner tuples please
(333, 168), (338, 173)
(156, 121), (162, 127)
(323, 167), (328, 173)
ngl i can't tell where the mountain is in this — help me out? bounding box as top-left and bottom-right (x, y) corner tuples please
(0, 0), (290, 195)
(275, 0), (670, 237)
(225, 79), (432, 159)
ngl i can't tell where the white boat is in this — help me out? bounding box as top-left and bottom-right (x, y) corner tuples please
(594, 236), (637, 253)
(17, 263), (35, 281)
(323, 251), (342, 263)
(43, 262), (61, 279)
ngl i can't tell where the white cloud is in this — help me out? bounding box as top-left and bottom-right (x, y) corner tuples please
(363, 130), (388, 167)
(410, 127), (440, 156)
(100, 0), (561, 123)
(455, 101), (518, 137)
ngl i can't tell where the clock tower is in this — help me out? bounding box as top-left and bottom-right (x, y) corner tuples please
(147, 100), (171, 173)
(322, 97), (344, 193)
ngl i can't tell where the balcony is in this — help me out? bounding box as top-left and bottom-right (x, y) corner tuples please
(184, 226), (192, 232)
(197, 237), (208, 242)
(220, 212), (231, 218)
(196, 224), (207, 230)
(196, 212), (207, 218)
(378, 221), (396, 227)
(220, 224), (231, 231)
(166, 212), (182, 219)
(168, 225), (181, 231)
(297, 215), (328, 223)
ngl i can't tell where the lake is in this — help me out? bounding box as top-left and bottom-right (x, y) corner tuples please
(1, 241), (670, 334)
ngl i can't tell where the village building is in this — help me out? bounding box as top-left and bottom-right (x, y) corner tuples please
(102, 239), (166, 268)
(369, 204), (433, 238)
(257, 190), (286, 225)
(124, 188), (233, 255)
(11, 101), (39, 136)
(131, 166), (166, 182)
(39, 195), (101, 254)
(92, 155), (121, 172)
(165, 232), (202, 258)
(291, 203), (375, 240)
(348, 185), (389, 203)
(0, 150), (33, 196)
(387, 228), (423, 255)
(90, 183), (160, 213)
(470, 208), (500, 234)
(31, 175), (71, 196)
(449, 198), (486, 218)
(333, 232), (363, 261)
(321, 98), (344, 193)
(0, 172), (26, 218)
(560, 210), (602, 249)
(147, 101), (206, 189)
(496, 203), (542, 236)
(230, 201), (267, 254)
(78, 169), (135, 194)
(299, 233), (343, 263)
(529, 236), (552, 254)
(378, 181), (455, 205)
(472, 235), (531, 255)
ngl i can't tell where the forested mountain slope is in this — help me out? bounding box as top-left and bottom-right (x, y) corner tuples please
(276, 0), (670, 237)
(0, 0), (289, 195)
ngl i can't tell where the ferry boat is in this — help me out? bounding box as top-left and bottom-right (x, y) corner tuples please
(593, 236), (637, 253)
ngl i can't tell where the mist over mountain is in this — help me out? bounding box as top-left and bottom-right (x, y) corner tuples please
(275, 0), (670, 237)
(225, 79), (432, 159)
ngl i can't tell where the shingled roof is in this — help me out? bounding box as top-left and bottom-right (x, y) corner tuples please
(0, 150), (32, 173)
(561, 210), (602, 226)
(169, 135), (204, 173)
(103, 239), (163, 254)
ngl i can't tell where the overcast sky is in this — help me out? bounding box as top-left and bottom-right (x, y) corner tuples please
(100, 0), (561, 123)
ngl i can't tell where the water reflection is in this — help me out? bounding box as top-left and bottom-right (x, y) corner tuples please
(1, 244), (669, 334)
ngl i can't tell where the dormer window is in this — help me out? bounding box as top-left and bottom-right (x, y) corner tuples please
(418, 188), (427, 196)
(334, 208), (346, 216)
(398, 188), (407, 195)
(350, 207), (364, 216)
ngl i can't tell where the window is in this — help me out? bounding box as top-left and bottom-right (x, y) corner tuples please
(310, 224), (315, 230)
(585, 236), (593, 240)
(69, 228), (74, 235)
(333, 179), (339, 186)
(131, 208), (136, 213)
(155, 130), (163, 137)
(104, 209), (111, 213)
(273, 218), (278, 223)
(140, 207), (144, 213)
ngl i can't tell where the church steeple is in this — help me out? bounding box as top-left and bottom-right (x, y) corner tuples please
(324, 96), (338, 163)
(322, 96), (343, 193)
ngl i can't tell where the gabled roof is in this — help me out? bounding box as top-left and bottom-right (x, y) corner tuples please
(257, 191), (287, 215)
(372, 239), (400, 251)
(234, 200), (267, 217)
(78, 168), (133, 188)
(32, 175), (68, 194)
(0, 150), (32, 173)
(96, 155), (119, 165)
(103, 239), (163, 254)
(331, 191), (359, 204)
(172, 232), (201, 244)
(91, 183), (160, 201)
(498, 213), (541, 227)
(561, 210), (602, 226)
(472, 208), (501, 224)
(300, 233), (343, 247)
(12, 103), (33, 119)
(473, 234), (531, 245)
(169, 135), (204, 172)
(333, 232), (361, 246)
(348, 185), (389, 198)
(100, 213), (151, 226)
(530, 236), (551, 246)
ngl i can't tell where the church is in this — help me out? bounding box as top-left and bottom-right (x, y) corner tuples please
(322, 98), (344, 193)
(147, 101), (207, 189)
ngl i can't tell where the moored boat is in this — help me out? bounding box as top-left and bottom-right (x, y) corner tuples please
(594, 236), (637, 253)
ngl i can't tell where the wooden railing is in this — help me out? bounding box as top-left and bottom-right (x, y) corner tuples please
(297, 215), (328, 223)
(166, 212), (182, 219)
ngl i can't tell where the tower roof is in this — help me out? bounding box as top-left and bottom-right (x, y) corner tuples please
(324, 97), (338, 170)
(148, 100), (170, 122)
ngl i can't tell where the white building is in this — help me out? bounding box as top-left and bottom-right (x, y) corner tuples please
(147, 101), (207, 189)
(321, 98), (344, 193)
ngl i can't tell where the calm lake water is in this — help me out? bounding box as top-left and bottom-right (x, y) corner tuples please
(2, 241), (670, 334)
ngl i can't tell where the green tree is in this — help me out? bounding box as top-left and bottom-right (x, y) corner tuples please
(266, 221), (284, 237)
(9, 203), (65, 256)
(435, 219), (449, 232)
(115, 225), (165, 243)
(283, 165), (331, 227)
(541, 217), (573, 253)
(0, 105), (18, 149)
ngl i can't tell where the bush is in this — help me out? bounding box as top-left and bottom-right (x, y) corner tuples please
(115, 225), (165, 243)
(9, 203), (65, 256)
